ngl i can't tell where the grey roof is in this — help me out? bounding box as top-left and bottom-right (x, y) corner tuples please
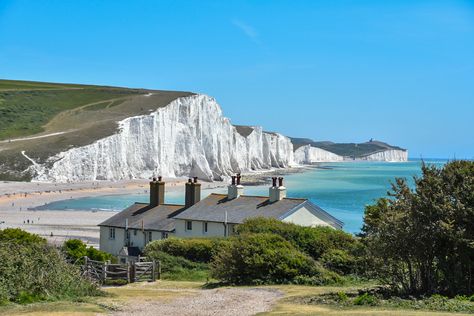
(173, 193), (307, 224)
(99, 203), (185, 232)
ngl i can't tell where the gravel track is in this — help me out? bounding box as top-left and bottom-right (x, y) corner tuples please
(113, 287), (283, 316)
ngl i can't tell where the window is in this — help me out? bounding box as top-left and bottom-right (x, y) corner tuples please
(147, 231), (153, 243)
(203, 222), (208, 234)
(109, 227), (115, 240)
(133, 229), (137, 236)
(161, 232), (169, 239)
(186, 221), (193, 231)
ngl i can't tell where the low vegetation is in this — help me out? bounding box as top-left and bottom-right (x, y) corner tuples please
(62, 239), (115, 264)
(298, 290), (474, 313)
(144, 222), (355, 285)
(0, 83), (142, 140)
(362, 160), (474, 296)
(0, 229), (101, 305)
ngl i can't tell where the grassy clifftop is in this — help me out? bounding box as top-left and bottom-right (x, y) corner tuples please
(0, 79), (193, 180)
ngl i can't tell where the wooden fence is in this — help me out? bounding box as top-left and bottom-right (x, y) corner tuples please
(83, 257), (160, 284)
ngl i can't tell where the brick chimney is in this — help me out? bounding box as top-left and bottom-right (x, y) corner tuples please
(228, 174), (244, 199)
(150, 176), (165, 207)
(269, 176), (286, 202)
(185, 176), (201, 208)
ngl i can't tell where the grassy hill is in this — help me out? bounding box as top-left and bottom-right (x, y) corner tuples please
(290, 137), (406, 158)
(0, 79), (193, 180)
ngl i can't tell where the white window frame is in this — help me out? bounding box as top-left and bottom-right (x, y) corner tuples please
(161, 232), (169, 239)
(186, 220), (193, 231)
(109, 227), (116, 240)
(147, 231), (153, 243)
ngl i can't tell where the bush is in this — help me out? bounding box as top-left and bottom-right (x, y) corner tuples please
(237, 218), (359, 260)
(353, 293), (378, 306)
(144, 250), (209, 281)
(0, 240), (101, 304)
(210, 233), (338, 285)
(362, 160), (474, 296)
(63, 239), (114, 264)
(320, 249), (356, 275)
(145, 237), (228, 263)
(0, 228), (46, 245)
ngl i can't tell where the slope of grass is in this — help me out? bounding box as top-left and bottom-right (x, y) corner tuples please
(0, 86), (143, 140)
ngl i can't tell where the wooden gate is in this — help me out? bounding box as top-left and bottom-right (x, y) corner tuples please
(83, 257), (160, 284)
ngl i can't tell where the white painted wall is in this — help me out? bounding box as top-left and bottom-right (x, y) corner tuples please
(99, 226), (126, 255)
(100, 226), (173, 256)
(175, 219), (227, 237)
(282, 206), (334, 228)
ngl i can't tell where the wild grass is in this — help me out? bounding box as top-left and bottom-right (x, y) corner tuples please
(0, 88), (141, 140)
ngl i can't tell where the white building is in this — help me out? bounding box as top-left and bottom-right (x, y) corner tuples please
(98, 175), (343, 259)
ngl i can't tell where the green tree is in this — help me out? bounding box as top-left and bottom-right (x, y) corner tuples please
(362, 160), (474, 296)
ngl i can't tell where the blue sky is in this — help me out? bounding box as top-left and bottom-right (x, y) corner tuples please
(1, 0), (473, 159)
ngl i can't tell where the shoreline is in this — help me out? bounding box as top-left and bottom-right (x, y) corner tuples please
(0, 166), (312, 247)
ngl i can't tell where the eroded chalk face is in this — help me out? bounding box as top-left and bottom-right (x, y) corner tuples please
(32, 94), (295, 182)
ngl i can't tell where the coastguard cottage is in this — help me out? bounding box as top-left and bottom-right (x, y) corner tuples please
(98, 175), (342, 260)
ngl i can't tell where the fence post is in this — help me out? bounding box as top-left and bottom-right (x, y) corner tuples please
(151, 261), (156, 282)
(157, 260), (161, 280)
(101, 261), (107, 284)
(128, 262), (136, 283)
(83, 256), (88, 277)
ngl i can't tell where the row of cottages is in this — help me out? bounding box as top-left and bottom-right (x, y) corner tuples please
(99, 175), (343, 262)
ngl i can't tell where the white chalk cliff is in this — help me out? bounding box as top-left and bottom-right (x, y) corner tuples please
(358, 149), (408, 162)
(294, 145), (344, 163)
(33, 95), (295, 182)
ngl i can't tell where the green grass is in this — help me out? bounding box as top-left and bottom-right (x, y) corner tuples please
(0, 87), (142, 140)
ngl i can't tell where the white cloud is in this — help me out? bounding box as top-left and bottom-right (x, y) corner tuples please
(232, 19), (260, 44)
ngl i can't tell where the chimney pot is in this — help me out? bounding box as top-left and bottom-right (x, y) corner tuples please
(231, 176), (236, 185)
(272, 177), (277, 187)
(236, 174), (241, 185)
(188, 178), (192, 183)
(152, 177), (157, 182)
(193, 176), (198, 183)
(158, 176), (162, 182)
(278, 177), (283, 187)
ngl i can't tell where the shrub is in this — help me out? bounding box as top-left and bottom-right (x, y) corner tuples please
(362, 160), (474, 296)
(237, 217), (359, 260)
(320, 249), (356, 275)
(63, 239), (114, 264)
(0, 228), (46, 245)
(145, 237), (228, 263)
(210, 233), (335, 285)
(144, 250), (209, 281)
(0, 240), (101, 304)
(353, 293), (378, 306)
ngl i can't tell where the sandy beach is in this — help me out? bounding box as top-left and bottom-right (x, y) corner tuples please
(0, 166), (312, 248)
(0, 178), (225, 247)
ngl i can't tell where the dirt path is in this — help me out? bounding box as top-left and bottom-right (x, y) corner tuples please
(113, 287), (283, 316)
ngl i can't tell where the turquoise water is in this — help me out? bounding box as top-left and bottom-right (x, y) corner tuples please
(36, 159), (447, 233)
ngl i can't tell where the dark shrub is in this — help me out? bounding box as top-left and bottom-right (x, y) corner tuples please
(237, 217), (359, 260)
(63, 239), (114, 264)
(210, 233), (338, 285)
(0, 240), (101, 304)
(145, 237), (228, 263)
(0, 228), (46, 245)
(144, 249), (209, 281)
(320, 249), (356, 275)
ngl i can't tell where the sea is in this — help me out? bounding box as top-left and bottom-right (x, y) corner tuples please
(38, 159), (447, 234)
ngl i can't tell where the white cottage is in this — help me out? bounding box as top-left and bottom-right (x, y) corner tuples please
(98, 175), (343, 259)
